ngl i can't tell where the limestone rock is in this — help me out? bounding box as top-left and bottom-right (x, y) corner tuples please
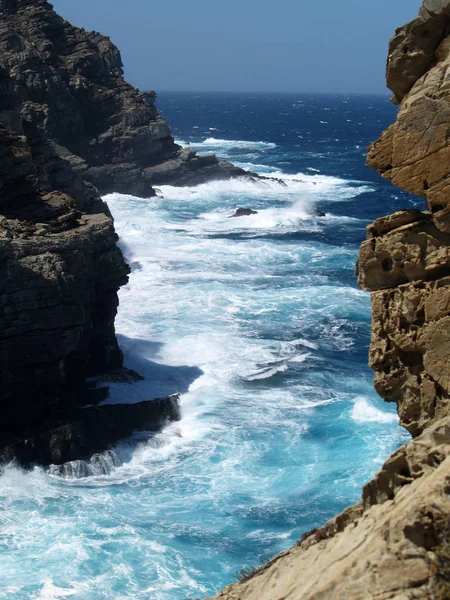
(357, 211), (450, 292)
(357, 1), (450, 438)
(210, 419), (450, 600)
(367, 0), (450, 209)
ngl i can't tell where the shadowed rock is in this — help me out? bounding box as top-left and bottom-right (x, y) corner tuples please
(1, 394), (181, 467)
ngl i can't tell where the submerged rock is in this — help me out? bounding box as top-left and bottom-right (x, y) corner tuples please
(229, 208), (259, 218)
(49, 449), (122, 479)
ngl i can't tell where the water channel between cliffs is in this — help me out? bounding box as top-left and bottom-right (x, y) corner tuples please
(0, 92), (413, 600)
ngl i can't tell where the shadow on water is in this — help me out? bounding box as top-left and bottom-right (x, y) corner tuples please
(105, 335), (204, 403)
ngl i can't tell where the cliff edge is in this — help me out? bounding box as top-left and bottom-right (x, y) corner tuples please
(0, 1), (190, 467)
(209, 3), (450, 599)
(0, 0), (247, 197)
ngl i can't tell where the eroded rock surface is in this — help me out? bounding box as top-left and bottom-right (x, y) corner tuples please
(211, 419), (450, 600)
(210, 2), (450, 598)
(367, 0), (450, 210)
(0, 0), (229, 465)
(0, 0), (246, 197)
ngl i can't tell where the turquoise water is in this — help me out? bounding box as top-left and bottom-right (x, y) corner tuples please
(0, 94), (414, 599)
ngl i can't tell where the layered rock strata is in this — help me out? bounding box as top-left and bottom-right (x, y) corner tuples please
(0, 92), (129, 427)
(0, 0), (247, 197)
(210, 2), (450, 598)
(3, 394), (181, 467)
(0, 0), (257, 465)
(0, 106), (182, 465)
(0, 3), (186, 464)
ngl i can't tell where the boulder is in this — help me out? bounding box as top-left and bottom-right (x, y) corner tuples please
(229, 208), (259, 218)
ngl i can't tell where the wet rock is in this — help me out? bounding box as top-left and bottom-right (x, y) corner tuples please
(1, 394), (181, 467)
(229, 208), (259, 218)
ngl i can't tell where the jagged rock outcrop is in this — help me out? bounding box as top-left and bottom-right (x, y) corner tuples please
(3, 394), (181, 467)
(367, 0), (450, 211)
(0, 0), (250, 465)
(360, 0), (450, 438)
(0, 0), (247, 197)
(0, 102), (184, 465)
(0, 4), (179, 464)
(210, 3), (450, 599)
(0, 73), (133, 440)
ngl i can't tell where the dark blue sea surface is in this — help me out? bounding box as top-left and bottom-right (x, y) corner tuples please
(0, 93), (415, 599)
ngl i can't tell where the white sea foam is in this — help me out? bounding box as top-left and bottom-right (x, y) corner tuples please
(351, 396), (398, 424)
(35, 581), (78, 599)
(191, 137), (277, 150)
(0, 126), (406, 600)
(171, 137), (373, 206)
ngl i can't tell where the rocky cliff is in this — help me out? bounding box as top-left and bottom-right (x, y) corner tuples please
(0, 1), (192, 466)
(210, 3), (450, 599)
(0, 0), (247, 197)
(0, 88), (183, 467)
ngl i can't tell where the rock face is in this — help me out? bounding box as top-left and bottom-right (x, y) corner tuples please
(229, 208), (259, 218)
(3, 394), (181, 467)
(360, 0), (450, 439)
(0, 0), (255, 465)
(210, 3), (450, 599)
(0, 0), (247, 197)
(0, 2), (183, 465)
(0, 105), (182, 466)
(0, 79), (131, 443)
(367, 0), (450, 210)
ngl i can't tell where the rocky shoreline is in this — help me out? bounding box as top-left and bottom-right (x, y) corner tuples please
(2, 394), (181, 468)
(0, 0), (248, 198)
(209, 2), (450, 598)
(1, 0), (449, 594)
(0, 0), (254, 468)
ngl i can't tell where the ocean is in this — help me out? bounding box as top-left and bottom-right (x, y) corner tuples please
(0, 93), (415, 600)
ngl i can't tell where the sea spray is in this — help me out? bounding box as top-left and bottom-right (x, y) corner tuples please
(0, 93), (413, 600)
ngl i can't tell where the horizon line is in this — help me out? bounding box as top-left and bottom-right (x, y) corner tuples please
(144, 89), (392, 97)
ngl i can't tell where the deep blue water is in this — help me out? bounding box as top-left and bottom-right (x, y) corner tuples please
(0, 93), (416, 600)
